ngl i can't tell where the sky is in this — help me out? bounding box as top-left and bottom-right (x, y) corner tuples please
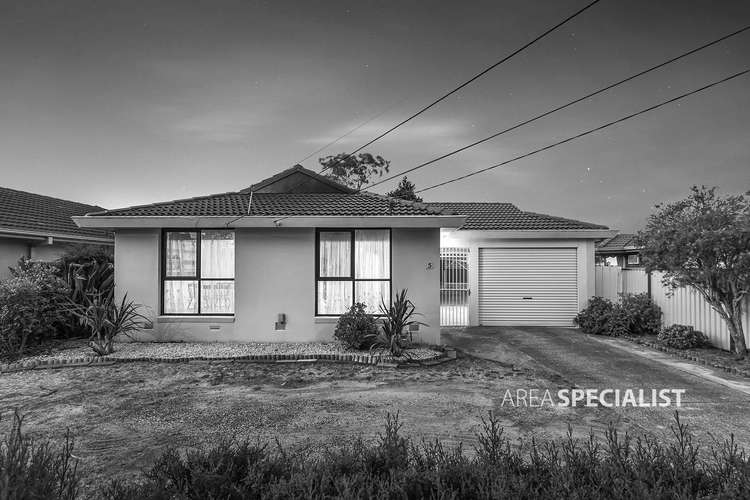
(0, 0), (748, 232)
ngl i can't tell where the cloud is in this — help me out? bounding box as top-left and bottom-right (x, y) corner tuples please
(299, 118), (470, 147)
(172, 110), (262, 143)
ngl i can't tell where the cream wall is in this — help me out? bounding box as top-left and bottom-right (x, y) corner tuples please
(441, 230), (596, 327)
(0, 238), (30, 280)
(116, 227), (442, 344)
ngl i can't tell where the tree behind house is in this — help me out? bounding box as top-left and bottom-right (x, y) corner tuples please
(386, 176), (422, 202)
(637, 186), (750, 358)
(319, 153), (389, 190)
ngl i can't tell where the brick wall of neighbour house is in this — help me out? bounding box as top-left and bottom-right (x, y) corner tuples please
(115, 227), (442, 345)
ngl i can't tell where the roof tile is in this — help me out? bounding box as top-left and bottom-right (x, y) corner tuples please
(428, 202), (608, 230)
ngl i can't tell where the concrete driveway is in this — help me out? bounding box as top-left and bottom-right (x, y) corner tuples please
(442, 326), (750, 447)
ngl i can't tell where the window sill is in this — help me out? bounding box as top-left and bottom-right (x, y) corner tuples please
(157, 316), (235, 324)
(313, 317), (339, 324)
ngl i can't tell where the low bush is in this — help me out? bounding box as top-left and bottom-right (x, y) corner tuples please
(658, 324), (710, 349)
(575, 294), (662, 337)
(334, 302), (378, 350)
(574, 296), (614, 335)
(98, 412), (750, 500)
(0, 259), (69, 359)
(0, 411), (80, 500)
(621, 293), (662, 335)
(66, 293), (147, 355)
(371, 289), (427, 357)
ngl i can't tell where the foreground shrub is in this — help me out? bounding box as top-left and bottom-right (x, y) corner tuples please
(334, 302), (378, 350)
(100, 412), (750, 500)
(0, 411), (79, 500)
(574, 296), (615, 335)
(0, 259), (69, 359)
(658, 324), (710, 349)
(621, 293), (662, 335)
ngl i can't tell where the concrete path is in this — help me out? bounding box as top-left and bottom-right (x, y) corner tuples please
(442, 326), (750, 444)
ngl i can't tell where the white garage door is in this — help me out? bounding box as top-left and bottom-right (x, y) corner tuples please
(478, 248), (578, 326)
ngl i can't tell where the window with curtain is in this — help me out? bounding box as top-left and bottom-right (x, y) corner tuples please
(163, 230), (235, 315)
(316, 229), (390, 315)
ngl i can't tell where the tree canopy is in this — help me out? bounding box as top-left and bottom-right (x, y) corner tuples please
(319, 153), (389, 190)
(386, 176), (422, 202)
(637, 186), (750, 357)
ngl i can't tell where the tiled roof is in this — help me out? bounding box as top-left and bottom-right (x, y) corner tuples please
(88, 192), (453, 217)
(240, 164), (356, 194)
(0, 186), (112, 240)
(596, 233), (640, 252)
(428, 202), (608, 230)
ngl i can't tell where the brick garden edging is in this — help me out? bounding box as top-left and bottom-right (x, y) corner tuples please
(0, 347), (456, 374)
(621, 336), (750, 379)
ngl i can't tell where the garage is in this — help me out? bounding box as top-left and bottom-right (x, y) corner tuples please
(478, 247), (579, 326)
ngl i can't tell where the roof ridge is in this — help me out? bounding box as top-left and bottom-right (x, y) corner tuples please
(360, 191), (454, 215)
(0, 185), (105, 211)
(522, 210), (608, 229)
(91, 191), (245, 216)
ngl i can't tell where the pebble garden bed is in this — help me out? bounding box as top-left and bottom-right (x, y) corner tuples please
(0, 341), (451, 373)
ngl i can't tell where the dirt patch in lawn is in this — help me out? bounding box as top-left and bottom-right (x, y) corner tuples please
(0, 354), (714, 494)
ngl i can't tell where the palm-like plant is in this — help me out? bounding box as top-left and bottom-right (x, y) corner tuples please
(369, 289), (427, 357)
(66, 293), (146, 355)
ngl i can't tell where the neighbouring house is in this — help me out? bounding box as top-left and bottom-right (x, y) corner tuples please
(595, 233), (644, 268)
(73, 165), (613, 343)
(0, 186), (113, 280)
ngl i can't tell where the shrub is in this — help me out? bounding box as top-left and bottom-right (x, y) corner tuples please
(99, 412), (750, 500)
(56, 244), (113, 273)
(66, 293), (147, 355)
(0, 259), (69, 359)
(575, 294), (662, 337)
(334, 302), (378, 350)
(574, 296), (614, 335)
(370, 289), (426, 357)
(658, 324), (709, 349)
(621, 293), (662, 336)
(0, 411), (80, 500)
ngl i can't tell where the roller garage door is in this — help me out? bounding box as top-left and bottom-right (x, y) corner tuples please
(478, 248), (578, 326)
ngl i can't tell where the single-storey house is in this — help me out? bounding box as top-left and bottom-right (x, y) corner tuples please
(74, 165), (613, 344)
(595, 233), (644, 268)
(0, 186), (113, 280)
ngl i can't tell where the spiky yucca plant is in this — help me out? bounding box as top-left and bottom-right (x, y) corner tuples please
(66, 293), (146, 355)
(369, 289), (427, 357)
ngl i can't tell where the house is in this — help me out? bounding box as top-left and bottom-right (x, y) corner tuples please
(432, 203), (613, 327)
(0, 187), (114, 280)
(595, 233), (644, 268)
(73, 165), (613, 343)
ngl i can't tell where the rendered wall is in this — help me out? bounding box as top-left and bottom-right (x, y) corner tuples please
(441, 231), (596, 327)
(0, 238), (30, 280)
(115, 227), (442, 344)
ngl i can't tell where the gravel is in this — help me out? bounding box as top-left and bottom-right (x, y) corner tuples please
(17, 340), (443, 365)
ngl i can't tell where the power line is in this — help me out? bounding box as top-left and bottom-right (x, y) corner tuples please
(414, 69), (749, 194)
(335, 0), (603, 161)
(364, 24), (750, 191)
(271, 0), (603, 223)
(294, 98), (407, 165)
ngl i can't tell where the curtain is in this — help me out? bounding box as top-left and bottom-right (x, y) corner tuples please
(317, 281), (353, 315)
(166, 232), (196, 277)
(201, 281), (235, 314)
(201, 230), (235, 278)
(355, 281), (390, 314)
(164, 280), (198, 314)
(319, 232), (351, 277)
(355, 229), (389, 278)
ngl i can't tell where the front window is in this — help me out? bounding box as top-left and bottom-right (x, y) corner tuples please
(163, 230), (235, 315)
(627, 254), (640, 265)
(316, 229), (390, 315)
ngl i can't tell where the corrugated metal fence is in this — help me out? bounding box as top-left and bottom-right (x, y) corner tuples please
(595, 266), (750, 351)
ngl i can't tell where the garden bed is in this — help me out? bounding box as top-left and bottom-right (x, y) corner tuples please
(0, 340), (448, 373)
(623, 334), (750, 378)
